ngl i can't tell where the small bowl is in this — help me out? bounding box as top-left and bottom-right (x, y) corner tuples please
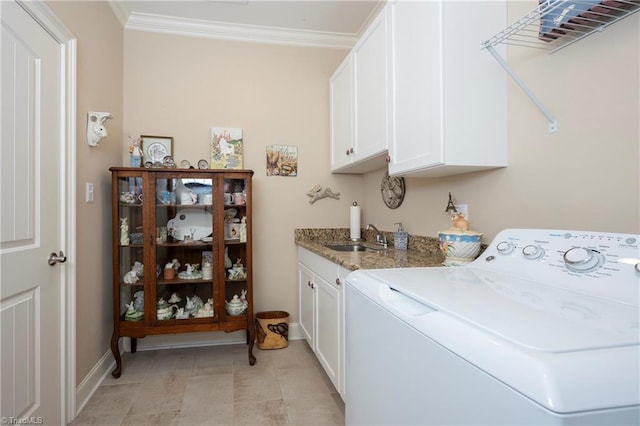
(438, 230), (482, 265)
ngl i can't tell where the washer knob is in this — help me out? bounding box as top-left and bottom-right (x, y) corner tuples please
(496, 241), (514, 255)
(522, 245), (544, 259)
(563, 247), (602, 272)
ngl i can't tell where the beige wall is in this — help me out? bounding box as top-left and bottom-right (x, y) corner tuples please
(46, 1), (123, 385)
(123, 31), (362, 320)
(362, 3), (639, 241)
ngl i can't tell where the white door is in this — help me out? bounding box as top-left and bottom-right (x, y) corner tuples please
(1, 1), (65, 424)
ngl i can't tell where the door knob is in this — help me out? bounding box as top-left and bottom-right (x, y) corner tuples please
(48, 250), (67, 266)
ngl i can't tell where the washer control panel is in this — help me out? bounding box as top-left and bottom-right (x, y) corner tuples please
(477, 229), (639, 305)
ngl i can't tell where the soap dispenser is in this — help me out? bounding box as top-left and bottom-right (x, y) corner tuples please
(394, 222), (408, 250)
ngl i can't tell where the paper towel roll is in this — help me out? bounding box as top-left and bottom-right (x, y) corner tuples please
(350, 205), (361, 240)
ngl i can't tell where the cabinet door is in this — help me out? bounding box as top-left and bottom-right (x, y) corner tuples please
(330, 55), (354, 171)
(115, 174), (146, 324)
(298, 263), (315, 346)
(353, 7), (388, 163)
(315, 274), (341, 391)
(154, 174), (215, 323)
(388, 0), (444, 175)
(222, 175), (251, 319)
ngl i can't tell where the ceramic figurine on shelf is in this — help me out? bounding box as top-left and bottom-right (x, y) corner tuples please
(185, 295), (204, 317)
(196, 299), (214, 318)
(225, 294), (247, 316)
(175, 307), (189, 319)
(228, 259), (247, 280)
(120, 218), (129, 246)
(239, 216), (247, 243)
(157, 298), (174, 320)
(124, 301), (143, 321)
(129, 136), (143, 167)
(171, 258), (181, 271)
(132, 261), (144, 277)
(123, 268), (139, 284)
(168, 292), (181, 304)
(133, 290), (144, 311)
(240, 289), (247, 305)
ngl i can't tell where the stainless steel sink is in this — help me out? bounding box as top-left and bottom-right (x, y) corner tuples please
(324, 243), (380, 253)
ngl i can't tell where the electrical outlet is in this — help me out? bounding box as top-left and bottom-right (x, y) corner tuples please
(456, 204), (469, 220)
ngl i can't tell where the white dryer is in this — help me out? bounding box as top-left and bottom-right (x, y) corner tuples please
(345, 229), (640, 425)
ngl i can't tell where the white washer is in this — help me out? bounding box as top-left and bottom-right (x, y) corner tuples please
(345, 229), (640, 425)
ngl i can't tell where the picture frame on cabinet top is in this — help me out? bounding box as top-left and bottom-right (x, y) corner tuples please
(141, 135), (173, 164)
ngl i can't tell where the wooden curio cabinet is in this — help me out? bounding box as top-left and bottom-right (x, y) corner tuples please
(109, 167), (255, 378)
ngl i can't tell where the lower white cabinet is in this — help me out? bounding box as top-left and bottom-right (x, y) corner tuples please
(298, 247), (349, 399)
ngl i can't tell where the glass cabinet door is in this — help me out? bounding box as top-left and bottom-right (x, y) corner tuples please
(154, 175), (215, 322)
(223, 176), (249, 319)
(117, 175), (145, 323)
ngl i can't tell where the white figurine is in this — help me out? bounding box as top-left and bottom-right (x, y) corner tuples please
(120, 217), (129, 245)
(168, 292), (182, 304)
(123, 269), (139, 284)
(132, 261), (144, 277)
(240, 289), (248, 306)
(185, 263), (194, 276)
(171, 258), (180, 271)
(227, 259), (247, 280)
(175, 307), (189, 319)
(196, 299), (214, 318)
(239, 216), (247, 243)
(185, 295), (204, 316)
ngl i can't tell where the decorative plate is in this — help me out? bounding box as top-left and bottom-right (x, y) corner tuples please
(381, 172), (405, 209)
(180, 160), (191, 169)
(146, 142), (168, 163)
(197, 159), (209, 169)
(167, 208), (212, 241)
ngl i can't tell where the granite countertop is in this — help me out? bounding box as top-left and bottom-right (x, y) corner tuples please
(294, 228), (445, 271)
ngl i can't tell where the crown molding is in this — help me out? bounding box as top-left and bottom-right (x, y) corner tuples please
(124, 12), (357, 49)
(107, 1), (130, 27)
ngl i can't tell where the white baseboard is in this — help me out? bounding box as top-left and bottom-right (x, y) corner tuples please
(74, 322), (302, 416)
(75, 348), (116, 416)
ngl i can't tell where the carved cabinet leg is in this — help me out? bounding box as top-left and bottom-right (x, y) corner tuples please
(248, 323), (256, 365)
(110, 331), (122, 378)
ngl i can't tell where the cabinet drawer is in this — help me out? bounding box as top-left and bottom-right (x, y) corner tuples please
(297, 247), (342, 287)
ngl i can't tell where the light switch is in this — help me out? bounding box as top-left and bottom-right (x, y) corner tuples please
(86, 182), (94, 203)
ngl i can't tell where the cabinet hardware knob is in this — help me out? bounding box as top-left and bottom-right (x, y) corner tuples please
(335, 278), (340, 286)
(385, 155), (391, 163)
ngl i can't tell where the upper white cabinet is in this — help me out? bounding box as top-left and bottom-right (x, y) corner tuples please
(329, 0), (507, 178)
(330, 7), (389, 174)
(329, 55), (354, 171)
(387, 0), (507, 177)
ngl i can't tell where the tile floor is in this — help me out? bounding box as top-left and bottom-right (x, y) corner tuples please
(70, 339), (345, 426)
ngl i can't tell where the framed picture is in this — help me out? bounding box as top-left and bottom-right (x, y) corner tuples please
(210, 128), (243, 169)
(141, 135), (173, 164)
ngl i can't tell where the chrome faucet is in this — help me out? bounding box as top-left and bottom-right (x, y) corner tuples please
(367, 224), (388, 248)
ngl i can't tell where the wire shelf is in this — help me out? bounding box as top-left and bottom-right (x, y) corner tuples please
(483, 0), (640, 53)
